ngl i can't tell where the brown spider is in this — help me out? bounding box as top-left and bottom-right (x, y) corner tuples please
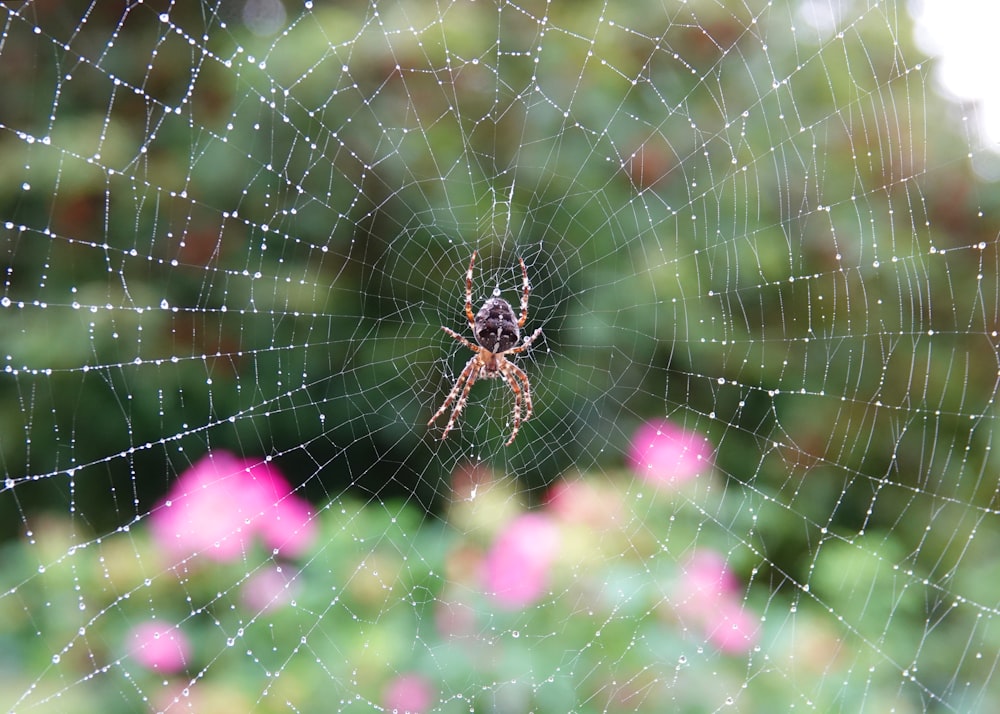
(428, 251), (543, 446)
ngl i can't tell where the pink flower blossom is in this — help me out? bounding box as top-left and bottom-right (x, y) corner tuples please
(674, 550), (759, 654)
(482, 513), (560, 609)
(151, 451), (315, 564)
(241, 565), (299, 613)
(545, 479), (623, 530)
(706, 600), (759, 654)
(681, 549), (740, 611)
(434, 597), (477, 639)
(128, 620), (191, 673)
(628, 420), (712, 487)
(383, 673), (435, 714)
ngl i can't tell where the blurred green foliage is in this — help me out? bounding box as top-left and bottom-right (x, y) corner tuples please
(1, 0), (999, 709)
(0, 470), (967, 712)
(2, 0), (994, 570)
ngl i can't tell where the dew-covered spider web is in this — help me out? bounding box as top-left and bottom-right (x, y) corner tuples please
(2, 0), (1000, 712)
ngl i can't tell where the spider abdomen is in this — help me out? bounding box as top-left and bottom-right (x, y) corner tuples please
(475, 296), (520, 353)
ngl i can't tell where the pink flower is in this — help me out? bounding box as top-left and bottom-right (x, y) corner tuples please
(151, 451), (315, 564)
(434, 597), (477, 639)
(383, 673), (435, 714)
(482, 513), (560, 609)
(241, 565), (299, 613)
(628, 420), (712, 487)
(545, 479), (623, 530)
(674, 550), (758, 654)
(128, 620), (191, 673)
(706, 600), (759, 654)
(681, 549), (740, 611)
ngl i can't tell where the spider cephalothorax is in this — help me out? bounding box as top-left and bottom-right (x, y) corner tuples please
(428, 251), (543, 445)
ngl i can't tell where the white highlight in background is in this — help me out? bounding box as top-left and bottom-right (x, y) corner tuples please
(911, 0), (1000, 152)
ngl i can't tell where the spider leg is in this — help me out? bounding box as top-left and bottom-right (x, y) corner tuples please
(440, 360), (481, 440)
(440, 326), (480, 352)
(504, 361), (534, 423)
(504, 326), (543, 355)
(516, 256), (530, 328)
(465, 251), (477, 330)
(497, 363), (524, 446)
(428, 355), (477, 432)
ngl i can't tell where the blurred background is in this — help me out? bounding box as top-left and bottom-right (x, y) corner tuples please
(1, 0), (998, 711)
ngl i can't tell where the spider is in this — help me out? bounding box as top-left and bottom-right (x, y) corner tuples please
(428, 251), (543, 446)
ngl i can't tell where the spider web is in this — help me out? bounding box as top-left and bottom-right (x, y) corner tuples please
(1, 0), (998, 711)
